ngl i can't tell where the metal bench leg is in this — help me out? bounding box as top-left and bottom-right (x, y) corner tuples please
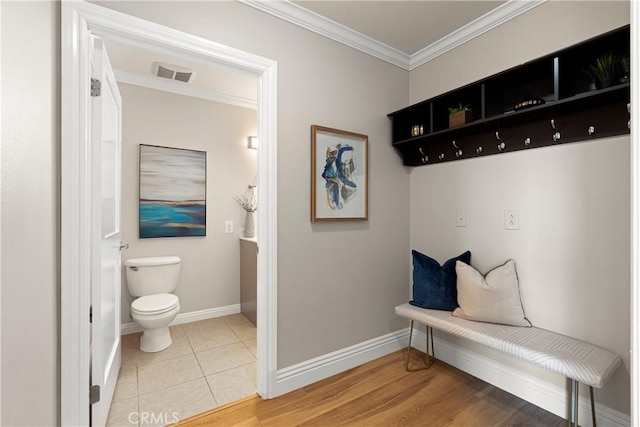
(569, 381), (596, 427)
(590, 386), (596, 427)
(569, 379), (579, 427)
(568, 380), (598, 427)
(404, 321), (434, 372)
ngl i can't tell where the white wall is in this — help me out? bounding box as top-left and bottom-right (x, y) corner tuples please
(119, 83), (257, 324)
(98, 1), (411, 368)
(1, 2), (60, 425)
(408, 0), (630, 415)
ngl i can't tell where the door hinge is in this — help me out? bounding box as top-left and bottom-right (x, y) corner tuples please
(90, 385), (101, 405)
(91, 78), (101, 97)
(89, 305), (93, 323)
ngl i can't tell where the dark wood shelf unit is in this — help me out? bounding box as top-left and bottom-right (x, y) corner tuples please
(388, 25), (630, 167)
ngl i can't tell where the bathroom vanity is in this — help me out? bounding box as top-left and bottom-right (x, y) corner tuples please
(239, 237), (257, 326)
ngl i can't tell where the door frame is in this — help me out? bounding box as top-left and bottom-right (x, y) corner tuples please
(61, 2), (279, 425)
(631, 0), (639, 423)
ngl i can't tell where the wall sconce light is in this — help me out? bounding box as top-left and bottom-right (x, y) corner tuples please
(248, 136), (259, 149)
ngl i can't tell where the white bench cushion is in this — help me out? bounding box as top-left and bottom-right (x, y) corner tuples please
(396, 303), (621, 388)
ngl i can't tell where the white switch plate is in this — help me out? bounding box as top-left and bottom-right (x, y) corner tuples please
(456, 212), (467, 227)
(225, 221), (233, 234)
(504, 210), (519, 230)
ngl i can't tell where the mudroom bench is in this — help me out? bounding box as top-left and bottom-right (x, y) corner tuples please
(395, 303), (622, 427)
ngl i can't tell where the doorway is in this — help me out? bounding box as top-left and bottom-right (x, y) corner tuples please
(61, 2), (278, 425)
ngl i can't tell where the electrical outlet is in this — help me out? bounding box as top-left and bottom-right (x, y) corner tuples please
(225, 221), (233, 234)
(456, 211), (467, 227)
(504, 210), (519, 230)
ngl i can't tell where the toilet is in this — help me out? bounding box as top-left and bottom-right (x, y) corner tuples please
(124, 256), (181, 352)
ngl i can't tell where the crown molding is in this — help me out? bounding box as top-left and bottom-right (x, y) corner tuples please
(238, 0), (411, 69)
(240, 0), (546, 71)
(409, 0), (546, 70)
(114, 69), (258, 110)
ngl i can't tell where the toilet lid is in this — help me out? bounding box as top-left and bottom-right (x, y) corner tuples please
(131, 293), (179, 314)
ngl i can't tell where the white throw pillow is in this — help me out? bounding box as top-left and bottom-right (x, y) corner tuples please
(452, 260), (531, 327)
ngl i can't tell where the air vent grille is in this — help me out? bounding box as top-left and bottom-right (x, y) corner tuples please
(174, 71), (193, 83)
(151, 62), (196, 83)
(156, 65), (175, 79)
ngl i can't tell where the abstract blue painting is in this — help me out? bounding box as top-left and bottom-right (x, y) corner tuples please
(139, 144), (206, 238)
(311, 126), (368, 221)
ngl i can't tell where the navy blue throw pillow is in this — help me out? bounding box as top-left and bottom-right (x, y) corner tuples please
(409, 250), (471, 311)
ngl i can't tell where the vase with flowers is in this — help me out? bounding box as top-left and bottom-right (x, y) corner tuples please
(235, 194), (257, 238)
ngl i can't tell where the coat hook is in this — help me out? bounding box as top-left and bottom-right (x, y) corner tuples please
(452, 140), (462, 158)
(588, 126), (595, 136)
(524, 137), (531, 147)
(551, 119), (561, 142)
(476, 146), (483, 154)
(496, 131), (506, 151)
(418, 147), (428, 164)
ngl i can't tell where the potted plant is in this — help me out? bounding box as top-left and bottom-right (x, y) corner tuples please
(448, 103), (472, 128)
(584, 52), (620, 89)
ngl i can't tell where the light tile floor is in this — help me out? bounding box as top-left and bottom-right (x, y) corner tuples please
(106, 314), (257, 427)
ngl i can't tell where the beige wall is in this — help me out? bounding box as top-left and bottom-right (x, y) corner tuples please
(408, 0), (630, 414)
(0, 5), (409, 424)
(3, 0), (632, 424)
(410, 1), (631, 104)
(97, 1), (412, 368)
(1, 1), (60, 425)
(119, 83), (258, 324)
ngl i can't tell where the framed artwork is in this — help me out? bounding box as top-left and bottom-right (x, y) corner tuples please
(139, 144), (207, 238)
(311, 125), (369, 222)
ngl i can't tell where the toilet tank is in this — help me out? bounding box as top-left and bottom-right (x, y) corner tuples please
(124, 256), (181, 297)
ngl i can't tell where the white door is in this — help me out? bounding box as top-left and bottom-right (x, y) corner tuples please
(90, 36), (123, 427)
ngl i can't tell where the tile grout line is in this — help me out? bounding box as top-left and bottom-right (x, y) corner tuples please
(187, 322), (221, 409)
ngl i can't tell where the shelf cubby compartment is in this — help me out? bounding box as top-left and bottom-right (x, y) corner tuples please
(484, 57), (556, 118)
(431, 84), (482, 132)
(558, 26), (630, 99)
(390, 99), (431, 142)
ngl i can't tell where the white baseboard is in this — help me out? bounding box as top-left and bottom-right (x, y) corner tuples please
(271, 326), (628, 427)
(273, 329), (406, 397)
(120, 303), (241, 335)
(410, 328), (630, 427)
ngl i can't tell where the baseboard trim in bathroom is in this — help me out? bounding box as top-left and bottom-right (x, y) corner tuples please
(120, 303), (241, 335)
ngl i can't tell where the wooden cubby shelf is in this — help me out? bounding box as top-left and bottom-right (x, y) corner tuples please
(388, 26), (631, 167)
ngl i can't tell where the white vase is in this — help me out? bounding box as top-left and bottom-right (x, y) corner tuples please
(244, 212), (255, 238)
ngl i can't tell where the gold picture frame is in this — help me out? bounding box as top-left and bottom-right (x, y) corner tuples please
(311, 125), (369, 222)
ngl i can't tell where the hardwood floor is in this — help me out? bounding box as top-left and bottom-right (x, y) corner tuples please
(176, 349), (565, 426)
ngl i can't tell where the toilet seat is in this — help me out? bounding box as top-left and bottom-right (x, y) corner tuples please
(131, 293), (179, 315)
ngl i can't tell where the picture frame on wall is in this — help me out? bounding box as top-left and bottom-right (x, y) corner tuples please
(139, 144), (207, 238)
(311, 125), (369, 222)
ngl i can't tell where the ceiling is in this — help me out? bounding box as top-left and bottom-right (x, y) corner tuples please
(292, 1), (505, 56)
(104, 0), (538, 106)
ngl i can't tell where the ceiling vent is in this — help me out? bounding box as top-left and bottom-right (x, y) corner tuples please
(151, 62), (196, 83)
